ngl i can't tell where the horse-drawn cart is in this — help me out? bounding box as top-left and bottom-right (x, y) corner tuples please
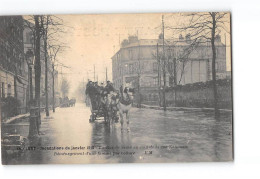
(87, 92), (119, 124)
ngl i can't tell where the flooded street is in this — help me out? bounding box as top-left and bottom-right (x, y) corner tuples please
(3, 103), (233, 164)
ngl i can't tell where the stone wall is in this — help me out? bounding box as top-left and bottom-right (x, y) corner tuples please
(165, 79), (232, 109)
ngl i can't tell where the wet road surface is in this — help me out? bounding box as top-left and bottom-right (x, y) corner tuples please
(2, 103), (233, 164)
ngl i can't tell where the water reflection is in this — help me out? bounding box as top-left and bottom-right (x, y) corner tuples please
(2, 103), (232, 164)
(90, 121), (135, 163)
(88, 108), (233, 163)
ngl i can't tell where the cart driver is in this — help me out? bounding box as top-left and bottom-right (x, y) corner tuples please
(85, 81), (93, 95)
(105, 81), (115, 93)
(85, 81), (98, 109)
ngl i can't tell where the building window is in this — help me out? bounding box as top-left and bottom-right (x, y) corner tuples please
(153, 94), (157, 101)
(153, 62), (158, 72)
(129, 64), (134, 74)
(148, 94), (152, 101)
(124, 64), (129, 74)
(169, 76), (174, 86)
(129, 49), (133, 60)
(7, 84), (11, 96)
(26, 31), (33, 44)
(153, 78), (157, 87)
(168, 62), (173, 73)
(1, 82), (5, 98)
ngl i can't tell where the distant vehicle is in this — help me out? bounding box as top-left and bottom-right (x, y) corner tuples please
(60, 97), (69, 107)
(60, 97), (76, 108)
(69, 98), (76, 107)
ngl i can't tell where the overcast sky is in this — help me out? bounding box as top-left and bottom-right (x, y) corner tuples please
(29, 13), (230, 96)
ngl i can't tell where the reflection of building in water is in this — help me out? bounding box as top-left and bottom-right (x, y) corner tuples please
(111, 35), (230, 105)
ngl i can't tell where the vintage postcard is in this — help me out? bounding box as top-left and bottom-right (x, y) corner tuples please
(0, 12), (232, 164)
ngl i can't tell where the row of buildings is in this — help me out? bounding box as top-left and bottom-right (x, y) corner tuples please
(111, 34), (230, 105)
(0, 16), (59, 118)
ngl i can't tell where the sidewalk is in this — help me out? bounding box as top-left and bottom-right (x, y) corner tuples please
(2, 113), (30, 124)
(2, 106), (55, 124)
(140, 104), (232, 112)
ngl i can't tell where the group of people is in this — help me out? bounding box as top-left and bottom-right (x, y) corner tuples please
(85, 80), (116, 110)
(85, 80), (136, 131)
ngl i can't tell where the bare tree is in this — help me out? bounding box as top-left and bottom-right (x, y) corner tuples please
(40, 15), (50, 117)
(25, 15), (67, 136)
(152, 39), (198, 107)
(168, 12), (229, 115)
(61, 78), (70, 98)
(168, 40), (200, 85)
(40, 15), (66, 117)
(49, 44), (67, 112)
(28, 15), (41, 137)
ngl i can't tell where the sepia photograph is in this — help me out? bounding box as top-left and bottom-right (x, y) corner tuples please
(0, 12), (232, 164)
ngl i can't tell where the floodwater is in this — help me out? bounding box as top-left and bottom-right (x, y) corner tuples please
(2, 103), (233, 164)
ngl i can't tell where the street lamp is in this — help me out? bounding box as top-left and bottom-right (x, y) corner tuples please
(26, 49), (40, 138)
(25, 49), (34, 103)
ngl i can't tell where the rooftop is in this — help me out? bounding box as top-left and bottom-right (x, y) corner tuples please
(112, 35), (225, 59)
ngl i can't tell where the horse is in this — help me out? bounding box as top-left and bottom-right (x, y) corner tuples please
(109, 91), (120, 123)
(99, 91), (110, 123)
(117, 85), (135, 132)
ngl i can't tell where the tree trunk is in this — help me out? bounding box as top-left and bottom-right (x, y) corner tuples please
(29, 15), (41, 137)
(210, 13), (219, 116)
(34, 16), (41, 108)
(14, 76), (17, 100)
(173, 57), (177, 106)
(163, 56), (166, 111)
(137, 42), (141, 108)
(157, 43), (161, 107)
(162, 16), (166, 111)
(29, 66), (33, 101)
(44, 34), (49, 117)
(13, 75), (18, 115)
(52, 64), (55, 112)
(137, 74), (141, 108)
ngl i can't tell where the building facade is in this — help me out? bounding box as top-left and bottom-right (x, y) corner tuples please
(0, 16), (28, 116)
(0, 17), (60, 119)
(111, 35), (229, 105)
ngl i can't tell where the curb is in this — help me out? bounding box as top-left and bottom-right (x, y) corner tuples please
(140, 104), (232, 112)
(3, 113), (30, 124)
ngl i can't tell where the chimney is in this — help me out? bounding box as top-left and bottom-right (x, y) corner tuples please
(179, 34), (184, 40)
(185, 33), (191, 41)
(159, 33), (163, 39)
(215, 34), (221, 42)
(128, 35), (138, 43)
